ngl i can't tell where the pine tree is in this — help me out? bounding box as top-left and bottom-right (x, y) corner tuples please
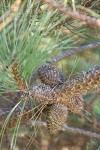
(0, 0), (100, 149)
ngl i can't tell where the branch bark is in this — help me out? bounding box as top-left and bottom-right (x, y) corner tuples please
(44, 0), (100, 27)
(31, 42), (100, 81)
(1, 66), (100, 132)
(30, 65), (100, 108)
(63, 125), (100, 139)
(48, 42), (100, 64)
(27, 121), (100, 139)
(1, 108), (100, 139)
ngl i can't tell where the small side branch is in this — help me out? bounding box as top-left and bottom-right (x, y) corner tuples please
(48, 42), (100, 64)
(58, 66), (100, 100)
(44, 0), (100, 27)
(24, 120), (100, 139)
(31, 42), (100, 81)
(30, 66), (100, 106)
(63, 125), (100, 139)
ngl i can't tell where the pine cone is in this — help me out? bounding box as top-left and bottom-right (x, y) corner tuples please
(46, 104), (68, 134)
(30, 84), (56, 104)
(31, 65), (84, 134)
(37, 65), (65, 88)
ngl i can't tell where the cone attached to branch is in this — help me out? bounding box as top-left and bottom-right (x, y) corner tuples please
(46, 104), (68, 134)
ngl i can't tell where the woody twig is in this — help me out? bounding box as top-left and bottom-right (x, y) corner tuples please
(44, 0), (100, 27)
(31, 42), (100, 81)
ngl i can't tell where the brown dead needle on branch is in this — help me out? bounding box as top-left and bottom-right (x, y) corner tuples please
(44, 0), (100, 27)
(11, 63), (28, 91)
(58, 66), (100, 99)
(11, 62), (28, 92)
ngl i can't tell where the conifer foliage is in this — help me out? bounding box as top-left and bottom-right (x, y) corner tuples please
(0, 0), (100, 149)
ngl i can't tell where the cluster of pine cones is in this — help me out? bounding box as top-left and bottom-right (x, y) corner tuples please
(3, 63), (100, 134)
(32, 64), (84, 134)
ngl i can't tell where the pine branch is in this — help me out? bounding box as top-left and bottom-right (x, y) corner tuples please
(1, 65), (100, 133)
(57, 66), (100, 100)
(1, 106), (100, 139)
(63, 125), (100, 139)
(44, 0), (100, 27)
(27, 121), (100, 139)
(31, 42), (100, 84)
(30, 65), (100, 107)
(48, 42), (100, 64)
(76, 5), (100, 18)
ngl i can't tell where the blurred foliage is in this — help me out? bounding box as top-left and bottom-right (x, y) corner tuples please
(0, 0), (100, 150)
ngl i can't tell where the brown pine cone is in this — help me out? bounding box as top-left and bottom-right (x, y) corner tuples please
(46, 104), (68, 134)
(37, 65), (65, 88)
(31, 65), (85, 134)
(30, 83), (56, 104)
